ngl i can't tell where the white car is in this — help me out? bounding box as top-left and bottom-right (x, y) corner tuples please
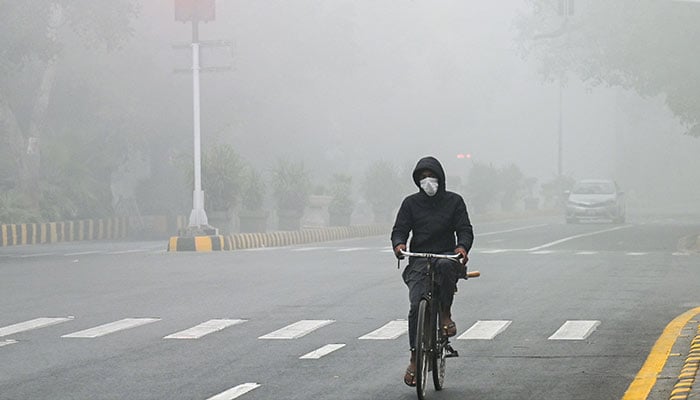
(565, 179), (626, 224)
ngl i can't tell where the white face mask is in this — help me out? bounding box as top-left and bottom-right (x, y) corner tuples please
(420, 177), (439, 197)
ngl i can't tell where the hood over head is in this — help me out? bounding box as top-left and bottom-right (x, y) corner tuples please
(412, 156), (446, 193)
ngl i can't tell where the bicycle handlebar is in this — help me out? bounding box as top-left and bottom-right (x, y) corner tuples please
(399, 250), (461, 260)
(399, 250), (480, 279)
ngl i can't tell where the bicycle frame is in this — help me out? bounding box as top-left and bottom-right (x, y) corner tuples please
(400, 250), (463, 399)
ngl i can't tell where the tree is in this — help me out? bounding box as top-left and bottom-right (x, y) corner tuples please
(0, 1), (138, 214)
(362, 160), (403, 223)
(516, 0), (700, 136)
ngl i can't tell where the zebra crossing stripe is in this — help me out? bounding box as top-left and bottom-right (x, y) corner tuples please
(548, 320), (601, 340)
(0, 339), (18, 347)
(62, 318), (160, 338)
(164, 319), (247, 339)
(258, 320), (334, 339)
(0, 317), (74, 338)
(300, 343), (346, 359)
(457, 320), (512, 340)
(206, 383), (261, 400)
(359, 320), (408, 340)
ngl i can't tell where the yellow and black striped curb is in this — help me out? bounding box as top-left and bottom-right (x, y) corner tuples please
(622, 307), (700, 400)
(0, 218), (128, 247)
(167, 224), (390, 252)
(670, 322), (700, 400)
(167, 235), (227, 252)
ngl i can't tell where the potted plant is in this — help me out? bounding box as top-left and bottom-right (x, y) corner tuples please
(327, 173), (354, 226)
(270, 158), (310, 231)
(238, 166), (268, 233)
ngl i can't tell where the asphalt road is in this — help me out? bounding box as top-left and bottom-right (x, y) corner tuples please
(1, 210), (699, 400)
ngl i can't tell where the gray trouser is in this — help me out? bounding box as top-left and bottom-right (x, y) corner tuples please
(402, 258), (461, 350)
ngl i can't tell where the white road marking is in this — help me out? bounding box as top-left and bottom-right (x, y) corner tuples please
(576, 251), (599, 255)
(359, 320), (408, 340)
(292, 247), (325, 252)
(626, 252), (647, 256)
(206, 383), (261, 400)
(336, 247), (369, 252)
(0, 340), (18, 347)
(64, 251), (101, 256)
(62, 318), (160, 338)
(164, 319), (247, 339)
(457, 320), (512, 340)
(479, 224), (549, 236)
(548, 320), (601, 340)
(672, 252), (690, 256)
(106, 249), (148, 255)
(299, 343), (346, 359)
(477, 249), (512, 254)
(530, 250), (555, 255)
(527, 226), (631, 251)
(0, 317), (74, 338)
(19, 252), (57, 258)
(258, 320), (334, 339)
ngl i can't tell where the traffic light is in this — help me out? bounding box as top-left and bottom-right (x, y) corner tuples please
(175, 0), (216, 22)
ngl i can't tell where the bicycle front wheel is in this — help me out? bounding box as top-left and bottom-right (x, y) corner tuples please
(432, 310), (446, 390)
(415, 299), (431, 400)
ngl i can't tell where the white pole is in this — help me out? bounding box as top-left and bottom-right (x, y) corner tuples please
(188, 21), (208, 228)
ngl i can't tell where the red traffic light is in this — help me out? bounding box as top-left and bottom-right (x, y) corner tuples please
(175, 0), (215, 22)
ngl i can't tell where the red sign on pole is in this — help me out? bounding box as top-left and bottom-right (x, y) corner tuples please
(175, 0), (215, 22)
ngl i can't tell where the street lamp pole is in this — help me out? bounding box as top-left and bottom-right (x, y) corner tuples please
(188, 19), (208, 228)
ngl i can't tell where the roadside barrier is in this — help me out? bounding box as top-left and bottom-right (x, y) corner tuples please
(0, 218), (128, 247)
(167, 224), (390, 252)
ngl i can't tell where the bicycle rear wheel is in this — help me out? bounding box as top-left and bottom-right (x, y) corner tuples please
(432, 310), (446, 390)
(415, 299), (431, 400)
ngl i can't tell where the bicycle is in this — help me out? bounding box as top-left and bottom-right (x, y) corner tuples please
(400, 250), (480, 400)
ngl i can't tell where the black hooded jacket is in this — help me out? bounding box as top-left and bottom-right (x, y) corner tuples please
(391, 156), (474, 254)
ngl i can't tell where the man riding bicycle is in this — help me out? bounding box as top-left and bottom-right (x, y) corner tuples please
(391, 156), (474, 387)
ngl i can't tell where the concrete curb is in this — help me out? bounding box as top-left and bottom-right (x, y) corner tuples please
(670, 322), (700, 399)
(167, 224), (390, 252)
(0, 218), (128, 247)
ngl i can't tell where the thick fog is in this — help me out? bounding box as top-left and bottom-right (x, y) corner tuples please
(3, 0), (700, 225)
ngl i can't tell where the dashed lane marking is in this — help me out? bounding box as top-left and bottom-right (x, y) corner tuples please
(62, 318), (160, 338)
(548, 320), (601, 340)
(64, 251), (101, 256)
(530, 250), (555, 255)
(479, 224), (549, 236)
(205, 383), (261, 400)
(626, 252), (647, 256)
(527, 225), (632, 251)
(336, 247), (369, 252)
(299, 343), (346, 359)
(576, 251), (599, 255)
(359, 320), (408, 340)
(0, 317), (74, 338)
(291, 247), (326, 252)
(258, 320), (334, 339)
(458, 320), (512, 340)
(164, 319), (247, 339)
(0, 340), (18, 347)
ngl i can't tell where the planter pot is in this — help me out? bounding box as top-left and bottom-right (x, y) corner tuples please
(238, 209), (269, 233)
(329, 212), (351, 227)
(277, 209), (303, 231)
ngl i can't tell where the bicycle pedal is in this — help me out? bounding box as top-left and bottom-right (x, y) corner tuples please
(445, 345), (459, 358)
